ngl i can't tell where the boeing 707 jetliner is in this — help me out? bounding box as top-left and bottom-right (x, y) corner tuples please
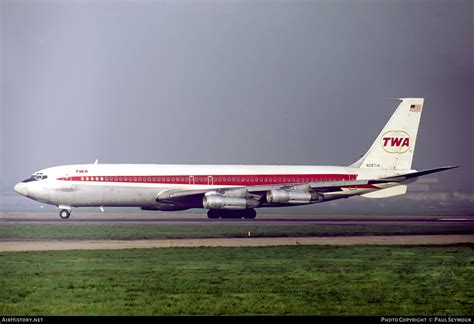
(14, 98), (457, 219)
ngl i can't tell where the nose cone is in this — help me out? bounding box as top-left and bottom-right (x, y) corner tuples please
(14, 183), (28, 197)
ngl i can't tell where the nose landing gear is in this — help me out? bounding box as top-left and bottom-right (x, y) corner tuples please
(59, 208), (71, 219)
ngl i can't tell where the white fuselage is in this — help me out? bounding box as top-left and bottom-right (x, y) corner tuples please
(16, 163), (403, 208)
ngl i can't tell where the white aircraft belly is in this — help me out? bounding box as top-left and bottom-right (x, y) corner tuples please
(69, 184), (159, 207)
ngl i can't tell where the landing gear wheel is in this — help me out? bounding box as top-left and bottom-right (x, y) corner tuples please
(243, 209), (257, 219)
(207, 209), (219, 219)
(207, 209), (257, 219)
(59, 209), (71, 219)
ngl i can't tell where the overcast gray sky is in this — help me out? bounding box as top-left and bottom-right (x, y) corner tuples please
(1, 0), (472, 194)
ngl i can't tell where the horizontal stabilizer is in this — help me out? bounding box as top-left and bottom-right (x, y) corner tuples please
(362, 185), (407, 198)
(373, 166), (459, 183)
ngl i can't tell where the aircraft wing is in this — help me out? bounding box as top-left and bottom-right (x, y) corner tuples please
(155, 165), (459, 205)
(156, 179), (385, 203)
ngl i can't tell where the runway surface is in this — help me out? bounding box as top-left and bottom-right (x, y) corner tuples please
(1, 235), (473, 252)
(1, 212), (473, 226)
(1, 212), (472, 250)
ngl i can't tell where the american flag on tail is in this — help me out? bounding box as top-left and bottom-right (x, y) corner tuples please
(410, 104), (422, 112)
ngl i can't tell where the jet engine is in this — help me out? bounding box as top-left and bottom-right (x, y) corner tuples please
(266, 189), (324, 204)
(203, 195), (259, 210)
(207, 188), (249, 197)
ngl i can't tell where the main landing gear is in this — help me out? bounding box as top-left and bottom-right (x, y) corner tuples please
(207, 209), (257, 219)
(59, 209), (71, 219)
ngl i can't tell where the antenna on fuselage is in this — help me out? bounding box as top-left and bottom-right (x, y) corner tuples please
(93, 159), (99, 164)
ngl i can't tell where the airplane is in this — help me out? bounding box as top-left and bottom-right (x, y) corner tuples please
(14, 98), (458, 219)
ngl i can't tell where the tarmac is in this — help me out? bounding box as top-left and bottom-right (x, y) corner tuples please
(1, 212), (472, 251)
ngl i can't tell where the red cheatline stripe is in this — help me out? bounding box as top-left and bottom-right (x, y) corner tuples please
(57, 173), (358, 186)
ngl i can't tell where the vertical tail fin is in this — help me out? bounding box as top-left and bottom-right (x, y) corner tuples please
(350, 98), (424, 170)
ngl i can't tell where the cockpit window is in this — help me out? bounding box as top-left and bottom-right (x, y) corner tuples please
(22, 173), (47, 183)
(22, 176), (37, 183)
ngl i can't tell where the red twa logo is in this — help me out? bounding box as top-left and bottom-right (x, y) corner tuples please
(381, 130), (411, 154)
